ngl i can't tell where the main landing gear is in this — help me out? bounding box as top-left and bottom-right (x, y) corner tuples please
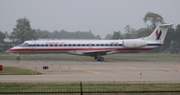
(94, 54), (104, 61)
(97, 57), (104, 61)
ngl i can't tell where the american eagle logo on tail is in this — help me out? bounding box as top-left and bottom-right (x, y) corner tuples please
(156, 30), (162, 40)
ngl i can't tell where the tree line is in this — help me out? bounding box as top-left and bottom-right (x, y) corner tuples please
(0, 12), (179, 53)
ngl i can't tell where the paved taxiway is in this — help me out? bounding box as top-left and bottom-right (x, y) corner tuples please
(0, 60), (180, 83)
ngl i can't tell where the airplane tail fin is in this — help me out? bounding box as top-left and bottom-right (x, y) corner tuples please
(144, 23), (173, 44)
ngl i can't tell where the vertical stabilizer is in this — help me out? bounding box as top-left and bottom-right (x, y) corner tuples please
(144, 23), (173, 44)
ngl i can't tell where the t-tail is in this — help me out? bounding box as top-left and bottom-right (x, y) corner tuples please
(144, 23), (173, 44)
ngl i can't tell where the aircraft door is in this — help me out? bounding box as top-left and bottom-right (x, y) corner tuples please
(31, 41), (36, 53)
(21, 42), (28, 52)
(89, 43), (92, 48)
(24, 43), (28, 52)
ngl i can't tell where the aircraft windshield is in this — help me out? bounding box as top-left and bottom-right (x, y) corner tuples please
(20, 43), (28, 47)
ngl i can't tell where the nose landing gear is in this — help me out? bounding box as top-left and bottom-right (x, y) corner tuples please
(17, 57), (20, 60)
(16, 53), (20, 61)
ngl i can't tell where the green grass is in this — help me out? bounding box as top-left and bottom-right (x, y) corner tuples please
(0, 66), (41, 75)
(0, 82), (179, 91)
(105, 53), (180, 62)
(0, 53), (93, 61)
(0, 53), (180, 62)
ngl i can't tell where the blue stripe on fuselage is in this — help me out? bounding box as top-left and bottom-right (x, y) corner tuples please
(17, 43), (161, 47)
(147, 43), (161, 46)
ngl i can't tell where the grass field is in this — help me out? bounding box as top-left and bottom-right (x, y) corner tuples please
(0, 66), (40, 75)
(0, 53), (180, 62)
(0, 82), (180, 91)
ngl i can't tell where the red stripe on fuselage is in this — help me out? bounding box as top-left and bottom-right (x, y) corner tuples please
(7, 47), (153, 53)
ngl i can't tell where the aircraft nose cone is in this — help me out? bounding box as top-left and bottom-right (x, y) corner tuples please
(6, 49), (11, 53)
(6, 46), (21, 53)
(6, 48), (15, 53)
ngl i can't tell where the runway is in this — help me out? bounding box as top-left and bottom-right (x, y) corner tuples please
(0, 60), (180, 83)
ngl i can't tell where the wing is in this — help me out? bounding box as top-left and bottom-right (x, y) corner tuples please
(81, 49), (114, 57)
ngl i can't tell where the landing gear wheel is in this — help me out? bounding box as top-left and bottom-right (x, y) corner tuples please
(99, 57), (104, 61)
(97, 57), (104, 61)
(17, 57), (20, 61)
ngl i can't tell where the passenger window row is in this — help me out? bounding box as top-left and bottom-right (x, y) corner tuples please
(27, 44), (122, 47)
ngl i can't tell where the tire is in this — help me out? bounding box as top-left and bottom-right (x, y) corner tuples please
(99, 57), (104, 61)
(97, 57), (104, 61)
(17, 57), (20, 60)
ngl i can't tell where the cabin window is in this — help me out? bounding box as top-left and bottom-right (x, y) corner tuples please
(86, 44), (89, 46)
(110, 44), (113, 46)
(45, 44), (48, 47)
(33, 44), (36, 46)
(82, 44), (85, 46)
(77, 44), (81, 46)
(36, 44), (40, 47)
(105, 44), (108, 46)
(28, 44), (32, 47)
(92, 44), (95, 46)
(73, 44), (76, 46)
(96, 44), (99, 46)
(114, 44), (117, 46)
(101, 44), (104, 46)
(41, 44), (44, 47)
(59, 44), (62, 47)
(64, 44), (67, 46)
(68, 44), (71, 46)
(119, 44), (122, 46)
(54, 44), (58, 46)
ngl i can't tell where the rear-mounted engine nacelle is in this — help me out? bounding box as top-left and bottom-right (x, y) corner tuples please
(122, 40), (147, 48)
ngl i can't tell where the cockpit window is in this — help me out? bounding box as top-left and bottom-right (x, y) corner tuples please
(20, 43), (28, 47)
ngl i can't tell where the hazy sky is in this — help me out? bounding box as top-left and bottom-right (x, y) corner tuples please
(0, 0), (180, 38)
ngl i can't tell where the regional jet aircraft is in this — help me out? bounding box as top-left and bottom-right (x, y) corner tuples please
(6, 23), (173, 61)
